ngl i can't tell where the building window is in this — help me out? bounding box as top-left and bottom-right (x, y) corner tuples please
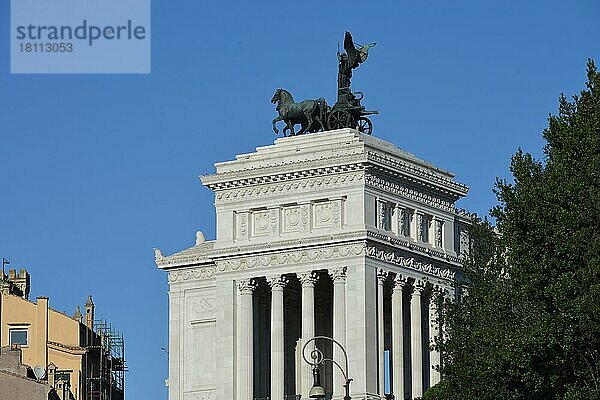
(9, 328), (28, 347)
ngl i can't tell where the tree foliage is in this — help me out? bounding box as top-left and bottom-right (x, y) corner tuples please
(424, 60), (600, 400)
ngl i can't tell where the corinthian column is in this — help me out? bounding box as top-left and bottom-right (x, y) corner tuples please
(329, 267), (347, 399)
(268, 275), (289, 400)
(299, 271), (319, 399)
(429, 286), (441, 387)
(237, 279), (257, 400)
(377, 269), (388, 397)
(410, 278), (426, 398)
(392, 274), (408, 400)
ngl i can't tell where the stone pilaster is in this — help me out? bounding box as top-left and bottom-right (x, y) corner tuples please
(434, 218), (444, 248)
(329, 267), (347, 399)
(299, 271), (319, 399)
(377, 269), (388, 397)
(237, 279), (257, 400)
(392, 274), (408, 400)
(410, 278), (426, 398)
(414, 212), (423, 242)
(268, 275), (289, 400)
(168, 286), (182, 400)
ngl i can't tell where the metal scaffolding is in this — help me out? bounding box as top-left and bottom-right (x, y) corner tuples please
(85, 319), (127, 400)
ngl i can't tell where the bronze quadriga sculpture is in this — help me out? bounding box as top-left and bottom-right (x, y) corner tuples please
(272, 31), (379, 137)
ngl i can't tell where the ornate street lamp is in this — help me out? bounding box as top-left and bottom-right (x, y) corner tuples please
(302, 335), (352, 400)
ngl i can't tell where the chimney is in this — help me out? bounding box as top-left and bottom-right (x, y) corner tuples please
(36, 297), (49, 369)
(84, 295), (95, 329)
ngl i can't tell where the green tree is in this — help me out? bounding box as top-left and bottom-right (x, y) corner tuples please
(424, 60), (600, 400)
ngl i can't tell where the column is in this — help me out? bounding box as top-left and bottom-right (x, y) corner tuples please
(410, 278), (426, 398)
(429, 286), (441, 387)
(392, 274), (408, 400)
(237, 279), (257, 400)
(376, 269), (388, 397)
(329, 267), (347, 399)
(268, 275), (288, 400)
(299, 271), (319, 399)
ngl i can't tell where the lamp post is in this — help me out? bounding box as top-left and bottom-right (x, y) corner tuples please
(302, 335), (352, 400)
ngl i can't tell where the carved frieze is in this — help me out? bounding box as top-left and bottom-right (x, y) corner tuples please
(366, 245), (455, 280)
(168, 267), (216, 283)
(214, 172), (364, 204)
(216, 244), (365, 273)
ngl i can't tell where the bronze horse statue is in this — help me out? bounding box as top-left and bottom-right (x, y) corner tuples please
(271, 89), (327, 136)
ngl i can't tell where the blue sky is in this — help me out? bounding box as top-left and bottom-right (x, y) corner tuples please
(0, 1), (598, 399)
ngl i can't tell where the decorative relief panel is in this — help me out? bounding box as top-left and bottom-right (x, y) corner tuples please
(300, 204), (310, 231)
(186, 296), (216, 322)
(184, 391), (216, 400)
(235, 211), (249, 240)
(243, 199), (344, 239)
(269, 208), (280, 234)
(283, 206), (302, 233)
(252, 210), (271, 237)
(313, 199), (342, 229)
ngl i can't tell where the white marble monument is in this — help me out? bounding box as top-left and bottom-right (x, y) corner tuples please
(156, 129), (470, 400)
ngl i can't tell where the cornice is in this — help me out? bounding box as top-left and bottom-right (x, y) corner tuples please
(202, 156), (366, 190)
(157, 230), (368, 268)
(367, 230), (462, 265)
(365, 174), (455, 212)
(366, 151), (468, 196)
(155, 247), (214, 268)
(48, 341), (86, 355)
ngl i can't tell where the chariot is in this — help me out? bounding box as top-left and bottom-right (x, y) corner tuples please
(325, 89), (378, 135)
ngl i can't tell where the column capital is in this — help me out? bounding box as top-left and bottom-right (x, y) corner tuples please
(392, 274), (409, 294)
(329, 267), (347, 283)
(267, 275), (289, 290)
(237, 279), (257, 295)
(376, 268), (388, 283)
(298, 271), (319, 286)
(412, 278), (427, 295)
